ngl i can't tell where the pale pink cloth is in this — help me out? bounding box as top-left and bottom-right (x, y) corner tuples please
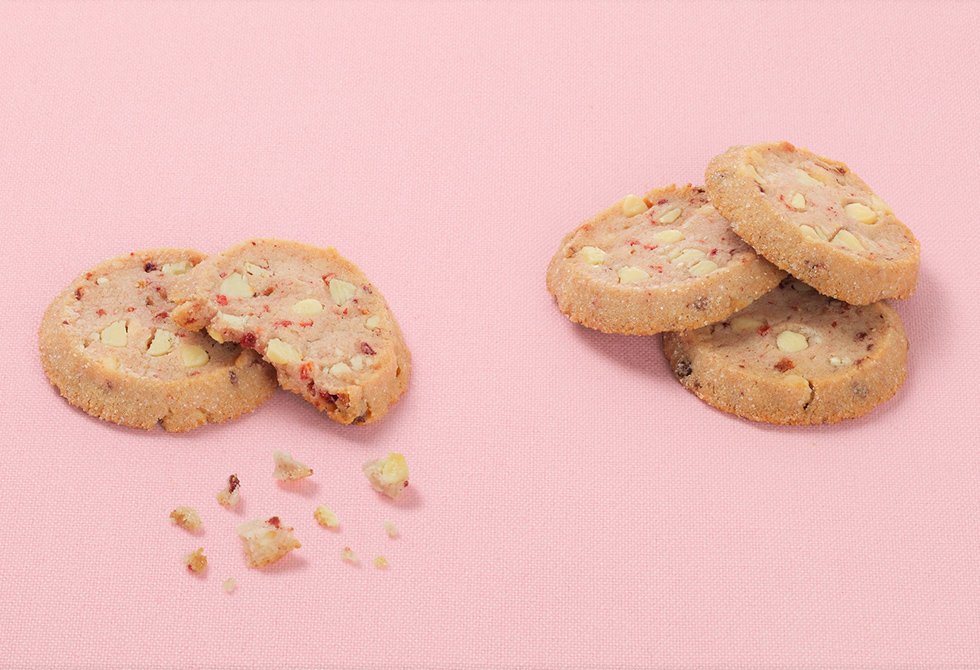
(1, 1), (978, 667)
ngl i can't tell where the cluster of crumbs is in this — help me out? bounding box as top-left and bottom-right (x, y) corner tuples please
(184, 548), (207, 574)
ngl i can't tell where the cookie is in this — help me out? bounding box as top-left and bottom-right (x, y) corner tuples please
(705, 142), (919, 304)
(546, 185), (786, 335)
(38, 249), (278, 432)
(663, 277), (908, 424)
(169, 239), (410, 425)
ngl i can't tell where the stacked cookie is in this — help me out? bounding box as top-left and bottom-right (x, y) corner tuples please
(39, 239), (410, 431)
(547, 142), (919, 424)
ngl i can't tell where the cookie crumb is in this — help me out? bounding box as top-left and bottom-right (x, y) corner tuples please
(184, 547), (207, 574)
(222, 577), (236, 593)
(362, 453), (409, 499)
(216, 474), (241, 507)
(313, 505), (339, 528)
(373, 556), (389, 569)
(170, 507), (202, 531)
(341, 547), (358, 563)
(384, 520), (398, 538)
(236, 517), (301, 568)
(273, 449), (313, 481)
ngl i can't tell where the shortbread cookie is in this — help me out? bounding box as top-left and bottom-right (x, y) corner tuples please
(663, 277), (908, 424)
(169, 239), (410, 425)
(39, 249), (278, 432)
(705, 142), (919, 304)
(546, 185), (785, 335)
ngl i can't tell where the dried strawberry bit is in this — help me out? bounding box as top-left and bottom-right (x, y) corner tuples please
(241, 332), (257, 348)
(321, 273), (335, 284)
(708, 248), (718, 257)
(360, 342), (376, 356)
(144, 262), (158, 272)
(757, 324), (772, 337)
(268, 516), (281, 528)
(219, 272), (227, 278)
(126, 306), (135, 312)
(274, 320), (293, 328)
(229, 371), (238, 386)
(362, 284), (373, 294)
(299, 362), (313, 380)
(262, 305), (271, 312)
(299, 320), (313, 328)
(153, 311), (168, 321)
(831, 321), (838, 328)
(855, 332), (868, 341)
(657, 199), (668, 205)
(216, 295), (228, 306)
(262, 286), (275, 296)
(228, 474), (240, 492)
(74, 287), (85, 300)
(96, 308), (107, 316)
(774, 358), (795, 373)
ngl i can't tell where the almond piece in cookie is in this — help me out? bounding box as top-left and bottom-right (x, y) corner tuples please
(363, 452), (409, 499)
(705, 142), (919, 304)
(236, 516), (301, 568)
(663, 277), (908, 424)
(168, 239), (410, 425)
(38, 249), (278, 432)
(546, 185), (785, 335)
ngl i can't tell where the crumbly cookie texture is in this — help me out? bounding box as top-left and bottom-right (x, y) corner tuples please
(272, 449), (313, 481)
(168, 239), (411, 425)
(170, 507), (202, 531)
(546, 185), (785, 335)
(236, 516), (301, 568)
(663, 277), (908, 424)
(314, 505), (339, 528)
(705, 142), (919, 304)
(363, 453), (409, 499)
(38, 248), (278, 432)
(184, 548), (207, 574)
(216, 474), (241, 507)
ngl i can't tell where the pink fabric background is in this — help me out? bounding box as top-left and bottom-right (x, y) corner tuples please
(1, 1), (978, 667)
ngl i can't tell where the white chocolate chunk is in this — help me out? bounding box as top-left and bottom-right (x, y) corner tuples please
(207, 311), (247, 343)
(832, 229), (864, 251)
(180, 345), (210, 368)
(748, 149), (765, 166)
(328, 278), (357, 305)
(291, 298), (323, 315)
(795, 168), (823, 186)
(578, 246), (607, 265)
(622, 194), (649, 217)
(364, 315), (381, 330)
(244, 262), (271, 278)
(147, 329), (175, 356)
(870, 195), (893, 215)
(731, 316), (764, 334)
(95, 277), (109, 285)
(329, 362), (352, 378)
(829, 356), (853, 367)
(658, 207), (682, 224)
(799, 224), (819, 239)
(350, 354), (365, 371)
(362, 452), (410, 499)
(790, 193), (806, 210)
(161, 260), (192, 276)
(673, 249), (707, 265)
(363, 356), (373, 367)
(219, 273), (254, 299)
(689, 260), (718, 276)
(100, 320), (128, 348)
(844, 202), (878, 224)
(101, 357), (119, 372)
(653, 229), (684, 244)
(745, 164), (767, 185)
(617, 266), (650, 284)
(266, 338), (301, 365)
(776, 331), (809, 353)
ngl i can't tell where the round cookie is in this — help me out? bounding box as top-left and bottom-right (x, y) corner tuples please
(39, 249), (279, 432)
(705, 142), (919, 305)
(663, 277), (908, 425)
(546, 185), (786, 335)
(168, 239), (410, 425)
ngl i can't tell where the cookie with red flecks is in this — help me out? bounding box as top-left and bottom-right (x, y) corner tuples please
(546, 185), (785, 335)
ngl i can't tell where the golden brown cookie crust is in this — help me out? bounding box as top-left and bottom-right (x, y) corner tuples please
(705, 142), (919, 305)
(38, 249), (278, 432)
(546, 185), (785, 335)
(663, 278), (909, 425)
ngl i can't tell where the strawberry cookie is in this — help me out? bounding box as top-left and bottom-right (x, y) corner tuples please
(705, 142), (919, 304)
(38, 249), (278, 431)
(169, 239), (410, 425)
(546, 185), (785, 335)
(663, 277), (908, 424)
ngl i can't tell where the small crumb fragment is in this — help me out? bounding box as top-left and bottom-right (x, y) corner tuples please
(314, 505), (339, 528)
(216, 474), (241, 507)
(362, 453), (409, 499)
(373, 556), (389, 569)
(384, 520), (398, 538)
(273, 449), (313, 481)
(184, 548), (207, 574)
(341, 547), (358, 563)
(236, 517), (301, 568)
(222, 577), (236, 593)
(170, 507), (202, 531)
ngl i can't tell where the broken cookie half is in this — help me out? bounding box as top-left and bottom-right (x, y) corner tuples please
(663, 277), (908, 424)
